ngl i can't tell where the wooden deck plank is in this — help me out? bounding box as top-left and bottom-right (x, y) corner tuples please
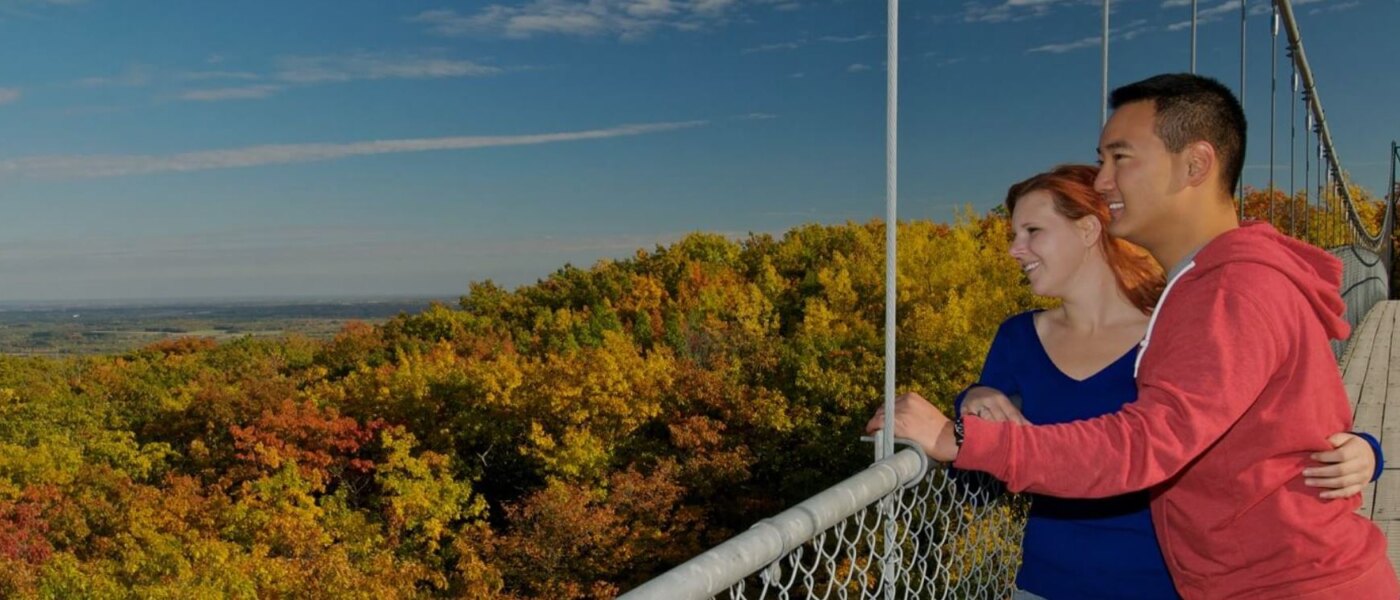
(1345, 302), (1387, 415)
(1357, 403), (1386, 439)
(1360, 478), (1377, 519)
(1379, 522), (1400, 575)
(1357, 303), (1394, 420)
(1368, 469), (1400, 521)
(1354, 305), (1391, 440)
(1343, 301), (1388, 390)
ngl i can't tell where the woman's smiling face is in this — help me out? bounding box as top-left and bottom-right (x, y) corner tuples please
(1010, 189), (1096, 298)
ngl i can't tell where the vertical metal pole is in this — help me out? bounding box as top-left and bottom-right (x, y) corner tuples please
(1392, 143), (1399, 208)
(1305, 111), (1311, 240)
(882, 0), (898, 466)
(1319, 141), (1326, 245)
(1269, 6), (1277, 226)
(1331, 166), (1338, 246)
(1191, 0), (1198, 72)
(1290, 64), (1297, 235)
(1239, 0), (1248, 211)
(1327, 165), (1334, 245)
(1102, 0), (1110, 126)
(882, 0), (899, 593)
(1383, 140), (1394, 289)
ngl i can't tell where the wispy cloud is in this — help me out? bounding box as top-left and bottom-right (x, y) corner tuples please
(1162, 0), (1328, 9)
(1161, 0), (1319, 31)
(1311, 0), (1360, 14)
(819, 32), (877, 43)
(407, 0), (785, 40)
(1028, 19), (1150, 53)
(923, 51), (967, 67)
(962, 0), (1093, 24)
(1027, 35), (1100, 54)
(179, 85), (285, 102)
(173, 53), (504, 102)
(741, 32), (877, 54)
(0, 0), (86, 18)
(178, 70), (261, 81)
(741, 40), (803, 53)
(274, 53), (502, 83)
(1165, 0), (1239, 30)
(0, 120), (707, 180)
(847, 63), (871, 72)
(75, 64), (154, 88)
(0, 88), (20, 105)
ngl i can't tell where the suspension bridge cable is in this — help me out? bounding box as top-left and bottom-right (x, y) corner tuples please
(1269, 5), (1278, 225)
(1191, 0), (1198, 72)
(1102, 0), (1110, 126)
(880, 3), (900, 595)
(1239, 0), (1247, 210)
(1277, 0), (1389, 251)
(1388, 142), (1400, 275)
(1305, 109), (1312, 239)
(1290, 55), (1297, 235)
(881, 0), (897, 464)
(1315, 133), (1321, 242)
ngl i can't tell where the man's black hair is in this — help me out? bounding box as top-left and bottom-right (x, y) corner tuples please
(1110, 73), (1247, 194)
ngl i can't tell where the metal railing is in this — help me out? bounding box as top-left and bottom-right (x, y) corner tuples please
(621, 442), (1028, 600)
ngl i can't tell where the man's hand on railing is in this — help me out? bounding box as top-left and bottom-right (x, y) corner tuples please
(867, 392), (961, 462)
(960, 386), (1031, 425)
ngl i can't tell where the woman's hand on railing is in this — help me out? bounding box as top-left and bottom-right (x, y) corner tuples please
(867, 392), (960, 462)
(1303, 432), (1377, 500)
(960, 386), (1031, 425)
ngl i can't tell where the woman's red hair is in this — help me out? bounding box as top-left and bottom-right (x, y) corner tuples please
(1005, 164), (1165, 315)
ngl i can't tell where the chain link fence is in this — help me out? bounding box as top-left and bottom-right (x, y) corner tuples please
(723, 469), (1027, 600)
(622, 448), (1028, 600)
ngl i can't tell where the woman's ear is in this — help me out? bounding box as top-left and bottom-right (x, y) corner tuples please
(1074, 215), (1102, 247)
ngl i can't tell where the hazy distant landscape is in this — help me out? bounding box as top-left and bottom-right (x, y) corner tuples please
(0, 297), (451, 355)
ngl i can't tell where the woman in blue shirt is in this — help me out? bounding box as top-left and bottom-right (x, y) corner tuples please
(954, 165), (1382, 599)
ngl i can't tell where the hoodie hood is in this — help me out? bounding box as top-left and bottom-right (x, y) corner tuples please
(1191, 221), (1349, 340)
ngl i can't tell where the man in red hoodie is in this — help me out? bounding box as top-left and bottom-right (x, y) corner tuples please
(870, 73), (1399, 599)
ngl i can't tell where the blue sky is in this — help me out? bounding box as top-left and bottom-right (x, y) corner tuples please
(0, 0), (1393, 302)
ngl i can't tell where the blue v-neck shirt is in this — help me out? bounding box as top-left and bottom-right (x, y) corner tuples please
(958, 310), (1179, 599)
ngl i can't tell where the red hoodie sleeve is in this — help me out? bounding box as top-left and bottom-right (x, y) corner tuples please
(954, 266), (1285, 497)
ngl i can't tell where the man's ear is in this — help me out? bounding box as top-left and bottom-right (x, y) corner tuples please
(1184, 140), (1217, 188)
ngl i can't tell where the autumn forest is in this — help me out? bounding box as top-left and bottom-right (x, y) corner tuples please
(0, 187), (1381, 598)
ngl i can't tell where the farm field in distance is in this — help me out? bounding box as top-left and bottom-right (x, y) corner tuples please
(0, 297), (451, 355)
